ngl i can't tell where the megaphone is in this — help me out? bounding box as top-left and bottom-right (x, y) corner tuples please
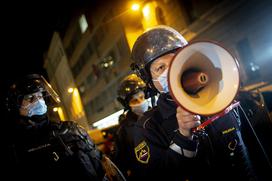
(168, 41), (240, 128)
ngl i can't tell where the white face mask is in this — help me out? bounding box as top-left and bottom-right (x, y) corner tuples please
(24, 99), (47, 117)
(130, 100), (149, 116)
(153, 68), (169, 93)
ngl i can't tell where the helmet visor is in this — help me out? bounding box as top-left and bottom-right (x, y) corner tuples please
(15, 74), (61, 105)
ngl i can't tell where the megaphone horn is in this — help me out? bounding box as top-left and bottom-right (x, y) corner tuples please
(169, 41), (240, 116)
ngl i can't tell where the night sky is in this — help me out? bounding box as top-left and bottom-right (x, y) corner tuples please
(1, 0), (96, 88)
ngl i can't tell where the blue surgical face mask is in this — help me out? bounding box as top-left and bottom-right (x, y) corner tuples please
(153, 68), (169, 93)
(26, 99), (47, 117)
(130, 100), (149, 116)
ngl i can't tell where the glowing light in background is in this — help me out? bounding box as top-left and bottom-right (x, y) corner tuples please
(70, 88), (85, 119)
(141, 2), (159, 30)
(131, 3), (140, 11)
(93, 109), (124, 129)
(52, 107), (66, 121)
(142, 5), (150, 17)
(68, 87), (74, 93)
(79, 14), (88, 34)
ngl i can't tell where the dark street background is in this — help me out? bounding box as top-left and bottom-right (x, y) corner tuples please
(1, 0), (96, 88)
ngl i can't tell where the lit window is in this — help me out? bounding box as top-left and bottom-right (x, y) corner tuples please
(79, 14), (88, 34)
(100, 54), (116, 69)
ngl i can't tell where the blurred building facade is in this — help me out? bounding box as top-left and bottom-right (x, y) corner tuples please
(44, 0), (272, 127)
(44, 32), (89, 130)
(183, 0), (272, 85)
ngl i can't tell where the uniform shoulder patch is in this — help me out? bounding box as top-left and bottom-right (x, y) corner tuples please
(134, 141), (150, 164)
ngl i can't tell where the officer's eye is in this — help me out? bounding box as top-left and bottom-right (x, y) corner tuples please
(24, 95), (34, 102)
(156, 64), (167, 75)
(36, 95), (43, 99)
(130, 99), (137, 104)
(24, 94), (43, 103)
(156, 65), (164, 72)
(139, 95), (145, 100)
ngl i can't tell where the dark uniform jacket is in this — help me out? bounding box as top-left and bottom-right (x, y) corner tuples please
(114, 111), (139, 178)
(9, 118), (105, 180)
(128, 93), (257, 181)
(200, 106), (257, 180)
(128, 94), (199, 181)
(236, 91), (272, 181)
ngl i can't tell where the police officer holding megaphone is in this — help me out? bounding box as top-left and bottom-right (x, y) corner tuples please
(128, 25), (258, 180)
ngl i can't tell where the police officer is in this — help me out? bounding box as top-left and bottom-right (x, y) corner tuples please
(129, 25), (257, 180)
(5, 74), (105, 180)
(117, 73), (149, 117)
(114, 73), (150, 179)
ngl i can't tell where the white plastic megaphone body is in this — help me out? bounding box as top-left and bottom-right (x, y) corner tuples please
(168, 41), (240, 119)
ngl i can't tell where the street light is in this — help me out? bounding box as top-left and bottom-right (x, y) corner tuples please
(102, 2), (141, 25)
(131, 3), (140, 11)
(68, 87), (74, 93)
(53, 106), (66, 121)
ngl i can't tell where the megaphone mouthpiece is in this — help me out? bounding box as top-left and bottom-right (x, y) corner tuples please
(181, 70), (209, 94)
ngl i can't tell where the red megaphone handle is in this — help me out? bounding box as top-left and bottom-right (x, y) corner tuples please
(193, 101), (240, 132)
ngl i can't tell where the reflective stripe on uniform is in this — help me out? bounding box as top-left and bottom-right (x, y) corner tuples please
(169, 143), (196, 158)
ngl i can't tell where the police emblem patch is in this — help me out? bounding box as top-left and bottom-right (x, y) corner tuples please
(134, 141), (150, 164)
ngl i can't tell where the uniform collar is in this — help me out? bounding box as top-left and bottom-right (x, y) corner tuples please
(125, 111), (139, 124)
(157, 93), (179, 139)
(16, 115), (50, 132)
(157, 93), (177, 120)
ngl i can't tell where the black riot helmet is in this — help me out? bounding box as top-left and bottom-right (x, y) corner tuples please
(117, 74), (146, 110)
(131, 25), (188, 83)
(6, 74), (61, 114)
